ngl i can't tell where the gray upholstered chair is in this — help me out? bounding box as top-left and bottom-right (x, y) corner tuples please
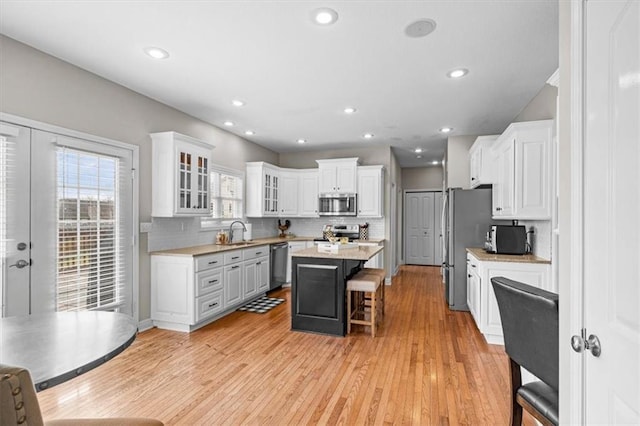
(0, 364), (164, 426)
(491, 277), (559, 426)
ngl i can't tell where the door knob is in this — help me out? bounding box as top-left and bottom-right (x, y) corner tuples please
(571, 333), (602, 357)
(9, 259), (29, 269)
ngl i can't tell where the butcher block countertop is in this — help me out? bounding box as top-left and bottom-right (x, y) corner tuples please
(150, 236), (384, 257)
(466, 247), (551, 264)
(292, 245), (383, 261)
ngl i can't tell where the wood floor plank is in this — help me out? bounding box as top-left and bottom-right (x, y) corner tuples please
(35, 265), (537, 425)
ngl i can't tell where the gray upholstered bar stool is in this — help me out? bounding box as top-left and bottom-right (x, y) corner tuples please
(346, 270), (384, 337)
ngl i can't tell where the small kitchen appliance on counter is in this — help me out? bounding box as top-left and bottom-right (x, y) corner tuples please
(486, 224), (528, 255)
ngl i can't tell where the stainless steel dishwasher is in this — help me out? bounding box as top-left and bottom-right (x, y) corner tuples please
(270, 242), (288, 290)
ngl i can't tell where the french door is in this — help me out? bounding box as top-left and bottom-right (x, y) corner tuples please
(1, 120), (136, 317)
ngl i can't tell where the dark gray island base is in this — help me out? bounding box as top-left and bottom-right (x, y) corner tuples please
(291, 245), (384, 336)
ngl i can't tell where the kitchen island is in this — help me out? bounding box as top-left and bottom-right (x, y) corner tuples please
(291, 245), (384, 336)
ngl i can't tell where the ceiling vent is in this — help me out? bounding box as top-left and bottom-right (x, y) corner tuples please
(405, 19), (437, 38)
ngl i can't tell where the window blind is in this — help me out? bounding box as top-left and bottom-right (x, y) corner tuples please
(210, 167), (243, 220)
(56, 147), (127, 312)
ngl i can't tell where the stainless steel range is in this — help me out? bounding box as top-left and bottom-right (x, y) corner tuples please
(313, 224), (360, 243)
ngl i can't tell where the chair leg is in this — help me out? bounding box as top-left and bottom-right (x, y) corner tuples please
(370, 291), (376, 337)
(347, 289), (352, 334)
(509, 358), (523, 426)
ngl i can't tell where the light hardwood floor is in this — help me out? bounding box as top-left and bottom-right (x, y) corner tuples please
(38, 265), (535, 425)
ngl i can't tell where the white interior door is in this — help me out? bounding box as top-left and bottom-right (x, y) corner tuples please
(582, 0), (640, 422)
(0, 123), (31, 316)
(404, 191), (435, 265)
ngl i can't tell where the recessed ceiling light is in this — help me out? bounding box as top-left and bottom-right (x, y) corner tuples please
(439, 127), (453, 133)
(414, 148), (423, 153)
(344, 107), (356, 114)
(416, 155), (423, 159)
(232, 100), (245, 107)
(312, 7), (338, 25)
(223, 121), (234, 127)
(245, 130), (255, 136)
(447, 68), (468, 79)
(143, 47), (169, 60)
(432, 160), (440, 165)
(363, 133), (374, 139)
(297, 139), (306, 144)
(405, 19), (437, 38)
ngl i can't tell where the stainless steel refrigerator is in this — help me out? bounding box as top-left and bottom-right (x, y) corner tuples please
(441, 188), (497, 310)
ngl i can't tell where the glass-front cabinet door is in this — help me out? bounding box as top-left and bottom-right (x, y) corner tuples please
(151, 132), (214, 217)
(175, 143), (211, 215)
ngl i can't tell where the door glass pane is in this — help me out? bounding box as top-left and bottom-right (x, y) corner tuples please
(56, 148), (120, 312)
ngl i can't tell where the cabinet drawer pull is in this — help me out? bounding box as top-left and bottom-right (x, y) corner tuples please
(232, 256), (240, 260)
(256, 261), (262, 265)
(208, 302), (219, 308)
(468, 274), (472, 278)
(208, 279), (219, 284)
(255, 251), (262, 255)
(231, 265), (240, 269)
(471, 265), (476, 268)
(208, 260), (218, 265)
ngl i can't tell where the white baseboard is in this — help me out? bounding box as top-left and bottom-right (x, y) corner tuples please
(137, 318), (154, 332)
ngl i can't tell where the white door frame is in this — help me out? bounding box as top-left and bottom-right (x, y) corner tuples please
(0, 112), (140, 324)
(561, 2), (586, 423)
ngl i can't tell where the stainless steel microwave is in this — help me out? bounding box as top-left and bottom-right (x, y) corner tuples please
(318, 193), (357, 216)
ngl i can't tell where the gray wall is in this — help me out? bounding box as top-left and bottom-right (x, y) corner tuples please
(401, 167), (443, 190)
(279, 146), (390, 169)
(0, 35), (279, 321)
(445, 135), (477, 189)
(514, 84), (558, 122)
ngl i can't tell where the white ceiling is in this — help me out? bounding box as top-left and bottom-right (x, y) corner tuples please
(0, 1), (558, 168)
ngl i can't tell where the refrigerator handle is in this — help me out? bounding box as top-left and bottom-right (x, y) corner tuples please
(441, 192), (448, 262)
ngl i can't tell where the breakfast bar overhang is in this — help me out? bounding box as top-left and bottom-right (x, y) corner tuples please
(291, 245), (384, 336)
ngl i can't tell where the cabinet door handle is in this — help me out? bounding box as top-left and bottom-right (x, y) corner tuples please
(496, 207), (502, 211)
(471, 177), (476, 181)
(208, 302), (219, 308)
(208, 279), (219, 284)
(468, 274), (472, 278)
(231, 265), (240, 269)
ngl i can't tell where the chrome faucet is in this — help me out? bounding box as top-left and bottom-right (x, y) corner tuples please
(228, 220), (247, 243)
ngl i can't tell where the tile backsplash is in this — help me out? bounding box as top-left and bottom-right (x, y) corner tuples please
(146, 216), (385, 252)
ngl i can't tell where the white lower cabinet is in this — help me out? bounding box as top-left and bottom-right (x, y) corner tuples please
(467, 252), (551, 345)
(151, 245), (270, 332)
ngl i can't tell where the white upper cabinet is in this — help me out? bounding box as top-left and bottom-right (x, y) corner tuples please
(492, 120), (553, 220)
(469, 135), (498, 188)
(298, 169), (319, 217)
(279, 170), (299, 216)
(151, 131), (214, 217)
(316, 158), (358, 193)
(357, 165), (384, 218)
(246, 162), (279, 217)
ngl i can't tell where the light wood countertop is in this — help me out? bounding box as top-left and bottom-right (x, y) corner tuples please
(466, 247), (551, 264)
(150, 236), (384, 257)
(292, 245), (383, 261)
